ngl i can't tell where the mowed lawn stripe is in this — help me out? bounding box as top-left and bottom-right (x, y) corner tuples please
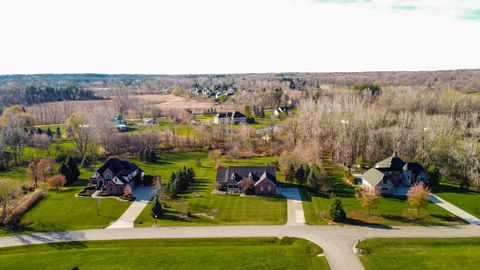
(0, 238), (329, 270)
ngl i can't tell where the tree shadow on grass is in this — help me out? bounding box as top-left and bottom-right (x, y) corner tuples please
(343, 218), (395, 229)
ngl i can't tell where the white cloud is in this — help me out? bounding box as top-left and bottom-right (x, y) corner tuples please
(0, 0), (479, 74)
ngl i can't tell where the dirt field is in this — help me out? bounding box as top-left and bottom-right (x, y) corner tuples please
(26, 94), (238, 124)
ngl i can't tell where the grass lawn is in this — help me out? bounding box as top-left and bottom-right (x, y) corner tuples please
(301, 161), (465, 226)
(432, 183), (480, 218)
(357, 238), (480, 270)
(0, 238), (329, 270)
(135, 151), (287, 226)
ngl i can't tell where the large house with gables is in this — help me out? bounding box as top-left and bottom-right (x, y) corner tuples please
(361, 152), (429, 195)
(89, 157), (143, 195)
(216, 166), (277, 195)
(213, 111), (247, 125)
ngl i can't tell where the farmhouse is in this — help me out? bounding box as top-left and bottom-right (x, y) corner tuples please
(88, 157), (143, 195)
(361, 152), (429, 195)
(216, 166), (277, 195)
(213, 111), (247, 125)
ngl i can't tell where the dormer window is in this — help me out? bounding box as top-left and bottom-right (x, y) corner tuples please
(231, 173), (236, 181)
(248, 173), (254, 180)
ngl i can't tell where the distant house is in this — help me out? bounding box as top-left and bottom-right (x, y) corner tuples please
(143, 118), (156, 125)
(273, 107), (289, 117)
(89, 157), (143, 195)
(216, 166), (277, 195)
(361, 152), (429, 195)
(213, 111), (247, 125)
(112, 114), (127, 131)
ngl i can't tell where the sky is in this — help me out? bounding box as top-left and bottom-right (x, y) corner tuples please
(0, 0), (480, 75)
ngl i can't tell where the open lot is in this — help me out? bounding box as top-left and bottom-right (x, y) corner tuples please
(301, 161), (465, 226)
(357, 238), (480, 270)
(0, 238), (329, 270)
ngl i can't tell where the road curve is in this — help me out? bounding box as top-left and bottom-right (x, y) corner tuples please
(0, 224), (478, 270)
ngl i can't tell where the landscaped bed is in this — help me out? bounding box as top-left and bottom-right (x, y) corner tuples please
(357, 237), (480, 270)
(0, 238), (329, 270)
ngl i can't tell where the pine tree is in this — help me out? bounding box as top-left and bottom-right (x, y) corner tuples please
(60, 162), (74, 184)
(46, 128), (53, 138)
(307, 170), (320, 191)
(66, 157), (80, 180)
(330, 199), (347, 222)
(295, 165), (306, 185)
(152, 198), (163, 218)
(286, 164), (296, 183)
(56, 127), (62, 138)
(37, 128), (43, 135)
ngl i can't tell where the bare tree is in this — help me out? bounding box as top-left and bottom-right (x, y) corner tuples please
(131, 97), (151, 120)
(67, 113), (95, 167)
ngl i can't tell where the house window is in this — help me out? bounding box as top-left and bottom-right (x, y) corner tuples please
(268, 186), (271, 191)
(105, 172), (113, 179)
(383, 179), (387, 184)
(260, 186), (264, 192)
(382, 187), (388, 191)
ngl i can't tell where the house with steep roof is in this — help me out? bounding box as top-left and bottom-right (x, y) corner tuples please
(216, 166), (277, 195)
(361, 152), (429, 195)
(88, 157), (143, 195)
(213, 111), (247, 125)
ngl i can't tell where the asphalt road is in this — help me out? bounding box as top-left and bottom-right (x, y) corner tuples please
(1, 224), (478, 270)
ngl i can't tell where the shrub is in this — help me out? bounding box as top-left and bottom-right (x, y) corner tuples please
(330, 199), (347, 222)
(47, 175), (67, 190)
(2, 189), (45, 224)
(428, 165), (440, 186)
(143, 175), (153, 186)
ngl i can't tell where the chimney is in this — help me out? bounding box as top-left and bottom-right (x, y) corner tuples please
(392, 151), (399, 158)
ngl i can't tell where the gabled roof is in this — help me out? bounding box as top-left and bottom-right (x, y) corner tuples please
(216, 166), (277, 184)
(362, 168), (387, 186)
(403, 162), (426, 175)
(216, 111), (246, 119)
(374, 152), (406, 171)
(94, 157), (142, 178)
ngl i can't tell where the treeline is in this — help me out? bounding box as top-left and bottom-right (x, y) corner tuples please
(0, 85), (97, 111)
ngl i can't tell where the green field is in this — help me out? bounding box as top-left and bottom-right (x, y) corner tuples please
(301, 161), (464, 226)
(0, 238), (329, 270)
(135, 152), (287, 226)
(357, 238), (480, 270)
(432, 183), (480, 218)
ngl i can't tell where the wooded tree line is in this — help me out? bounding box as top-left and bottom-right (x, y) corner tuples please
(0, 85), (97, 113)
(280, 86), (480, 189)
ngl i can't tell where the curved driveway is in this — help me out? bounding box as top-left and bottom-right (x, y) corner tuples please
(1, 224), (478, 270)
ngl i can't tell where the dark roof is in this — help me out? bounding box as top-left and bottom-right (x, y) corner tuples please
(216, 111), (246, 119)
(374, 152), (406, 171)
(362, 168), (386, 186)
(216, 166), (277, 184)
(403, 162), (426, 175)
(95, 157), (142, 176)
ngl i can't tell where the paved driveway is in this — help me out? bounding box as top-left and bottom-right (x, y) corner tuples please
(278, 187), (305, 225)
(429, 194), (480, 225)
(107, 186), (156, 229)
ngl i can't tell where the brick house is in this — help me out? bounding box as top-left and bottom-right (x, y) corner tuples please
(88, 157), (143, 195)
(216, 166), (277, 195)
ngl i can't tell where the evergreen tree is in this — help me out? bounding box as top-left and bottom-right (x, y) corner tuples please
(307, 170), (320, 191)
(286, 164), (296, 183)
(60, 162), (74, 184)
(428, 165), (440, 186)
(149, 150), (157, 162)
(66, 156), (80, 180)
(151, 198), (163, 218)
(37, 128), (43, 135)
(46, 128), (53, 138)
(295, 165), (306, 185)
(56, 127), (62, 138)
(330, 199), (347, 222)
